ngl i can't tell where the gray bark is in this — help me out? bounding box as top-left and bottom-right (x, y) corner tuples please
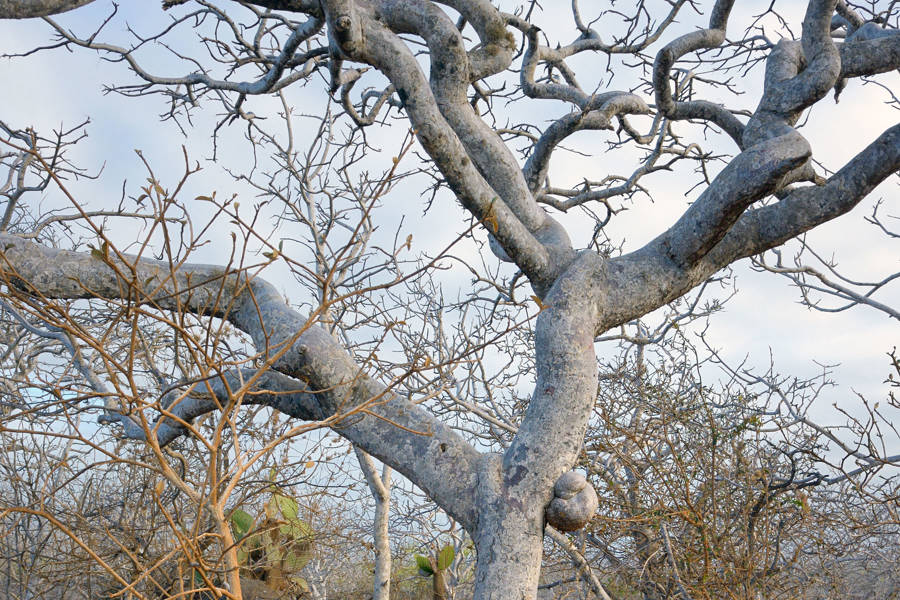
(0, 234), (482, 530)
(355, 448), (392, 600)
(0, 0), (95, 18)
(1, 1), (899, 598)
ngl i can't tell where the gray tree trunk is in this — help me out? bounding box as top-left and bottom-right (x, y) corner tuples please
(355, 448), (392, 600)
(1, 0), (899, 598)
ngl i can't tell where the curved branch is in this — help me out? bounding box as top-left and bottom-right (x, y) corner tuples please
(520, 25), (592, 107)
(835, 0), (865, 31)
(653, 0), (744, 146)
(372, 2), (548, 233)
(522, 93), (650, 192)
(350, 4), (557, 285)
(43, 12), (325, 96)
(839, 29), (900, 79)
(505, 251), (603, 500)
(102, 369), (323, 446)
(706, 122), (900, 267)
(743, 0), (840, 150)
(0, 0), (95, 19)
(659, 130), (810, 269)
(596, 122), (900, 332)
(435, 0), (515, 80)
(353, 1), (585, 290)
(0, 233), (482, 531)
(341, 79), (397, 127)
(236, 0), (321, 13)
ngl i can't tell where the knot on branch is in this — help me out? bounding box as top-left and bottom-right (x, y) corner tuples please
(335, 15), (352, 31)
(326, 4), (363, 56)
(545, 471), (598, 532)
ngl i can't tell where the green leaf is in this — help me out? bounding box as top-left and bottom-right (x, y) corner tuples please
(415, 554), (433, 576)
(230, 509), (254, 539)
(245, 531), (263, 550)
(274, 494), (299, 521)
(267, 545), (283, 562)
(283, 548), (312, 572)
(436, 544), (455, 571)
(265, 524), (282, 547)
(279, 519), (312, 542)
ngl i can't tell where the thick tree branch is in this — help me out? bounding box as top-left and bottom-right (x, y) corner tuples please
(653, 0), (744, 146)
(0, 233), (481, 531)
(659, 130), (811, 269)
(351, 6), (557, 285)
(522, 93), (650, 193)
(743, 0), (840, 150)
(237, 0), (321, 13)
(0, 0), (95, 19)
(435, 0), (515, 80)
(374, 2), (542, 227)
(504, 252), (603, 501)
(705, 122), (900, 266)
(366, 1), (579, 287)
(839, 29), (900, 79)
(596, 123), (899, 332)
(469, 250), (606, 597)
(100, 369), (321, 445)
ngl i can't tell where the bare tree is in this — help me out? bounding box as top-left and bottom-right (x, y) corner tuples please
(1, 1), (898, 599)
(569, 328), (900, 599)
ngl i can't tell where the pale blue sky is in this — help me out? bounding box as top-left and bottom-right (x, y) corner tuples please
(1, 0), (897, 445)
